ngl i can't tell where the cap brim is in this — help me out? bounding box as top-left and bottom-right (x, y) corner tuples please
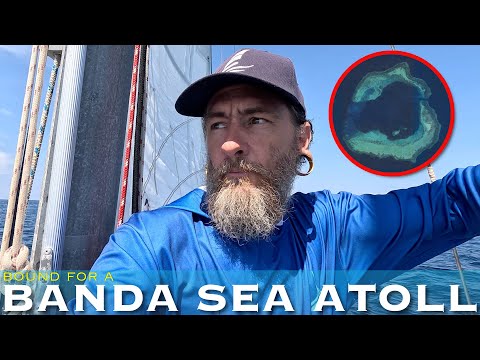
(175, 72), (300, 117)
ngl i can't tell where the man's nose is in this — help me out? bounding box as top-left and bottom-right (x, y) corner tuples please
(221, 140), (244, 158)
(221, 127), (248, 159)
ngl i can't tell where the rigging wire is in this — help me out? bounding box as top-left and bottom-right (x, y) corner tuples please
(389, 44), (472, 305)
(163, 169), (204, 206)
(141, 118), (195, 199)
(427, 166), (472, 306)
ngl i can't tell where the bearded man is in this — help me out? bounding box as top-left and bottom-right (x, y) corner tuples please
(67, 48), (480, 315)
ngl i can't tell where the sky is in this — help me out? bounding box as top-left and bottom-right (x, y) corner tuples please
(0, 45), (479, 200)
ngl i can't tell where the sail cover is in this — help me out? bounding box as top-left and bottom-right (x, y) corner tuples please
(137, 45), (211, 213)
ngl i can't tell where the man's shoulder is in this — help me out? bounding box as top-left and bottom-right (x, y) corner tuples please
(289, 189), (360, 217)
(118, 188), (209, 240)
(292, 189), (353, 203)
(136, 187), (209, 222)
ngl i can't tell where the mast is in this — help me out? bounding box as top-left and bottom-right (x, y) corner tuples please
(32, 45), (136, 271)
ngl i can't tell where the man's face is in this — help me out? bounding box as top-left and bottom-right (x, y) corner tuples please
(203, 84), (306, 242)
(204, 84), (299, 181)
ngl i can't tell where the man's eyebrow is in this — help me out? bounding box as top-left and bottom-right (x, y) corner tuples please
(238, 106), (274, 116)
(204, 106), (277, 120)
(204, 111), (225, 120)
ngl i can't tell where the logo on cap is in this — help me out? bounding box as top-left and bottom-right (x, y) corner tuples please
(222, 49), (254, 73)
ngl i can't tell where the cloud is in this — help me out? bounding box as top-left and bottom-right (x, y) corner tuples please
(0, 108), (13, 117)
(0, 151), (13, 175)
(0, 45), (32, 58)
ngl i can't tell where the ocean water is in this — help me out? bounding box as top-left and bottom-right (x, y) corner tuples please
(0, 199), (39, 250)
(1, 199), (479, 315)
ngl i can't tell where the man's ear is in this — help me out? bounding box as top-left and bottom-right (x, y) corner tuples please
(298, 121), (313, 154)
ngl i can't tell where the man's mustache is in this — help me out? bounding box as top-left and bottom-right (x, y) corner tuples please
(214, 159), (270, 178)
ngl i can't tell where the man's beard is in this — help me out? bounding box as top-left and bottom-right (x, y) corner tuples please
(205, 144), (300, 243)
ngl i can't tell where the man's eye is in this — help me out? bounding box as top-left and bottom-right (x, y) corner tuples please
(250, 117), (267, 125)
(210, 122), (226, 130)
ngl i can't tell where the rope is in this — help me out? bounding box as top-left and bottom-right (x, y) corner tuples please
(27, 53), (61, 200)
(0, 45), (49, 271)
(389, 44), (471, 305)
(0, 45), (39, 259)
(11, 45), (48, 252)
(132, 45), (148, 214)
(117, 45), (141, 228)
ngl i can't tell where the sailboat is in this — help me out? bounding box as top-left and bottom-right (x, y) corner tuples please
(0, 45), (211, 279)
(1, 44), (476, 315)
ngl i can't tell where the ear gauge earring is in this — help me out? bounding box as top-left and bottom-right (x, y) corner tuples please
(296, 154), (314, 176)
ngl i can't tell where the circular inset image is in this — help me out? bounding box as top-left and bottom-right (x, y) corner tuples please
(329, 50), (454, 176)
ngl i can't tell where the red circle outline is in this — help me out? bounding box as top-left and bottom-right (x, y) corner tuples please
(328, 50), (455, 177)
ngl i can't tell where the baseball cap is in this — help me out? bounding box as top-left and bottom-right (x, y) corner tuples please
(175, 48), (306, 117)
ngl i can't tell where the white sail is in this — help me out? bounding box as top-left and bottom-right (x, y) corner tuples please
(138, 45), (211, 212)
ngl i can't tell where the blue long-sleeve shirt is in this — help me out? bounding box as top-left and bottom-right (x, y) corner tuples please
(67, 164), (480, 315)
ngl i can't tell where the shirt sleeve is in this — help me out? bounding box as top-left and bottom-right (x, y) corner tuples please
(66, 214), (170, 315)
(337, 164), (480, 282)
